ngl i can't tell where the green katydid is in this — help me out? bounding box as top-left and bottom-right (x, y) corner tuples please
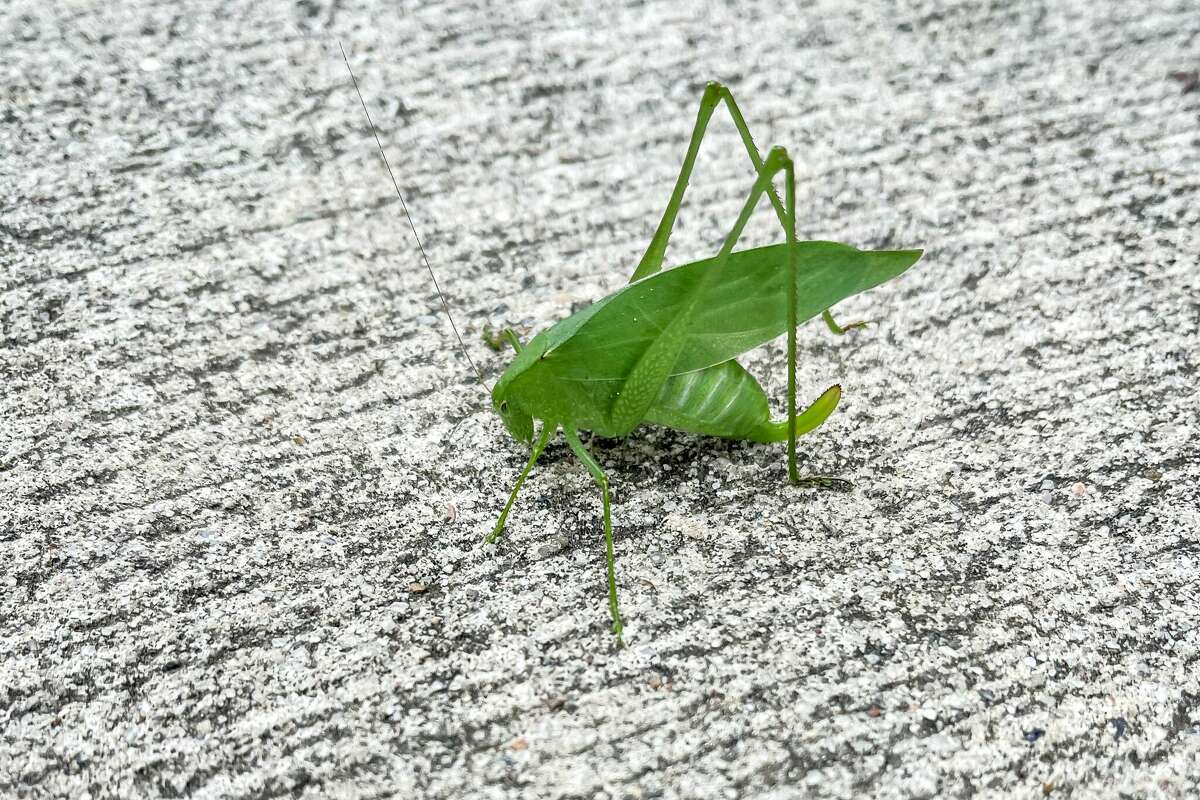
(343, 52), (922, 645)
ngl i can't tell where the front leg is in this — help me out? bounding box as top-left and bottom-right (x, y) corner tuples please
(484, 422), (556, 545)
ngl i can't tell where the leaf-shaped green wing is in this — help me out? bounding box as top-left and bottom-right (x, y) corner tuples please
(543, 241), (921, 381)
(497, 241), (920, 436)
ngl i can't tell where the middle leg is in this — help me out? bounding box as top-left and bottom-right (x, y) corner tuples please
(562, 425), (625, 646)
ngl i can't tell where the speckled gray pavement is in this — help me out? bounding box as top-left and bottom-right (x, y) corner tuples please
(3, 1), (1199, 798)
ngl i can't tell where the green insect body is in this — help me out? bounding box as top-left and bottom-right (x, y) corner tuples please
(340, 58), (871, 646)
(493, 241), (917, 442)
(343, 53), (920, 644)
(482, 83), (923, 645)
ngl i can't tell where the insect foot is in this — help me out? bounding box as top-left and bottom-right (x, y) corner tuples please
(795, 476), (854, 491)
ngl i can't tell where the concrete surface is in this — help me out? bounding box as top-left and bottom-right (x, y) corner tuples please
(2, 1), (1199, 798)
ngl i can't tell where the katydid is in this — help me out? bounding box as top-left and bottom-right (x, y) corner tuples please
(343, 53), (922, 645)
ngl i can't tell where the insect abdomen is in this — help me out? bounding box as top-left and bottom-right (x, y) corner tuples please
(645, 360), (771, 440)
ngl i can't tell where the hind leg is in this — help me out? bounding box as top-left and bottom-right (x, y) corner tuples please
(632, 82), (791, 282)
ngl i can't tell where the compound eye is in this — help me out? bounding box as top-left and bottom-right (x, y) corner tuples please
(499, 401), (508, 412)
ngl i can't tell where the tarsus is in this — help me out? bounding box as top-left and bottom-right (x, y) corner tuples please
(339, 42), (490, 393)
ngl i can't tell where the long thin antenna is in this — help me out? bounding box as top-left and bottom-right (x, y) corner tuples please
(339, 42), (490, 393)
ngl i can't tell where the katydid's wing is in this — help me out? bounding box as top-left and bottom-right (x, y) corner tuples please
(542, 241), (921, 381)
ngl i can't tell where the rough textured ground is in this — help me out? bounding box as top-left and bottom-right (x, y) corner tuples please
(3, 1), (1199, 798)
